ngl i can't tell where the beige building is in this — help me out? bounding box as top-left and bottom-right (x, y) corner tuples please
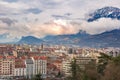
(0, 56), (15, 77)
(62, 59), (71, 76)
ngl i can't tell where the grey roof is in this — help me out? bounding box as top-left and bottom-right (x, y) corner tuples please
(26, 59), (33, 64)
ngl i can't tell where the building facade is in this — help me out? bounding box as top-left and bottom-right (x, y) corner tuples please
(14, 59), (26, 77)
(32, 56), (47, 78)
(0, 56), (15, 77)
(25, 58), (34, 79)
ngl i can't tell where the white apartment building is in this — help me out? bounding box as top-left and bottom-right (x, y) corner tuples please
(14, 67), (26, 77)
(14, 59), (26, 77)
(25, 58), (34, 79)
(32, 56), (47, 78)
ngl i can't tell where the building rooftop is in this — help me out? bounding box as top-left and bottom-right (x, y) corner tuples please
(15, 59), (26, 68)
(33, 56), (47, 60)
(26, 59), (33, 64)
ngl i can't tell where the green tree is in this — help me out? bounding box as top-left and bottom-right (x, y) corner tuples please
(65, 54), (120, 80)
(101, 55), (120, 80)
(32, 73), (43, 80)
(56, 71), (63, 78)
(112, 55), (120, 65)
(97, 53), (112, 75)
(83, 60), (100, 80)
(69, 58), (82, 80)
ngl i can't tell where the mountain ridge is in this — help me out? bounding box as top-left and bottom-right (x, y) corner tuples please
(16, 29), (120, 48)
(18, 36), (44, 45)
(88, 6), (120, 22)
(5, 6), (120, 48)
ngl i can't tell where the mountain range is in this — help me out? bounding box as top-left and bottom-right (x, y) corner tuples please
(18, 36), (44, 45)
(2, 6), (120, 48)
(17, 6), (120, 48)
(18, 29), (120, 48)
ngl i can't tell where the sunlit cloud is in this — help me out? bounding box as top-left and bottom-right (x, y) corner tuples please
(0, 0), (120, 42)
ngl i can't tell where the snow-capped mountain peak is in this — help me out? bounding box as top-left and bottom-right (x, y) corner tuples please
(88, 6), (120, 22)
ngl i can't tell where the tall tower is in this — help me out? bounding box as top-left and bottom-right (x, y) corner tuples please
(41, 43), (44, 50)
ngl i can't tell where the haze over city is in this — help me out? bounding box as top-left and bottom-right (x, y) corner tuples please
(0, 1), (120, 80)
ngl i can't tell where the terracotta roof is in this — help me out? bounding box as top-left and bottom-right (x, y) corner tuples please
(20, 56), (27, 60)
(47, 63), (56, 69)
(0, 56), (3, 59)
(33, 56), (47, 60)
(15, 59), (26, 68)
(53, 60), (62, 64)
(7, 56), (16, 59)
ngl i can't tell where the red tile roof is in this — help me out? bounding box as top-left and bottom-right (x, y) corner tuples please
(0, 56), (3, 59)
(15, 59), (26, 68)
(33, 56), (47, 60)
(7, 56), (16, 59)
(53, 60), (62, 64)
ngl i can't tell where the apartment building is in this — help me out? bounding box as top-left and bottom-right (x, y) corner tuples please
(62, 59), (71, 76)
(0, 56), (15, 77)
(25, 58), (34, 79)
(14, 59), (26, 77)
(32, 56), (47, 78)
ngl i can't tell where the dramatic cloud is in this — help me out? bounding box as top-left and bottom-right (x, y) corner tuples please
(26, 19), (80, 37)
(31, 18), (120, 36)
(0, 0), (120, 42)
(0, 18), (17, 26)
(81, 18), (120, 34)
(0, 20), (31, 42)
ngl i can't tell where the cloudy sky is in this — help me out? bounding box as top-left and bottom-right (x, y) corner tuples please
(0, 0), (120, 42)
